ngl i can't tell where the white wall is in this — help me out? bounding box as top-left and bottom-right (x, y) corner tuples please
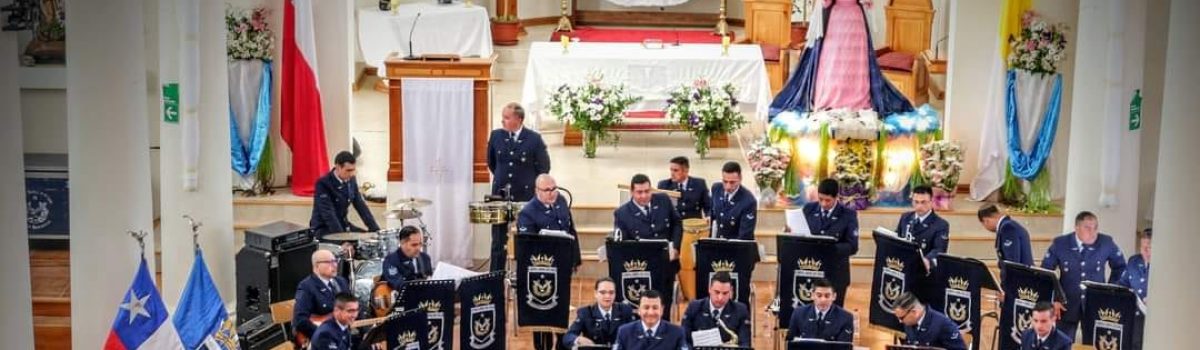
(1136, 0), (1168, 229)
(0, 31), (35, 350)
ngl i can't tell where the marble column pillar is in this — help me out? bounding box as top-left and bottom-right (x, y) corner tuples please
(0, 31), (35, 350)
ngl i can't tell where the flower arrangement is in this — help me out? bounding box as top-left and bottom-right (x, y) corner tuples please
(833, 139), (875, 210)
(547, 73), (641, 158)
(1007, 11), (1068, 75)
(771, 109), (880, 140)
(226, 7), (275, 61)
(665, 79), (748, 157)
(920, 140), (964, 210)
(746, 138), (792, 192)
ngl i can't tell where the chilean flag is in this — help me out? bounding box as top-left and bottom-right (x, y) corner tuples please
(282, 0), (330, 196)
(103, 258), (185, 350)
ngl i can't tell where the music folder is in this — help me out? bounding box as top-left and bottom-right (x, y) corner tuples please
(884, 345), (945, 350)
(786, 339), (854, 350)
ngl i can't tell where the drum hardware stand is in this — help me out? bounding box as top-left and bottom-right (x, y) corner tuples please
(182, 214), (202, 251)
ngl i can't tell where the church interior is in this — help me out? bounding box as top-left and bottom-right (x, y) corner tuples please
(1, 0), (1198, 349)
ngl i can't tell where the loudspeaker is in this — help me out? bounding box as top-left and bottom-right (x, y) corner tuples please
(236, 240), (317, 323)
(237, 313), (286, 350)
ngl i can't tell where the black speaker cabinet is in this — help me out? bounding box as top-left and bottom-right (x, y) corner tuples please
(237, 313), (286, 350)
(236, 240), (317, 323)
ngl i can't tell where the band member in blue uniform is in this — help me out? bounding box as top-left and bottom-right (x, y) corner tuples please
(564, 278), (638, 348)
(308, 292), (358, 350)
(517, 174), (579, 350)
(617, 174), (683, 318)
(710, 161), (757, 240)
(293, 249), (352, 342)
(614, 290), (687, 350)
(787, 278), (855, 342)
(681, 272), (752, 347)
(895, 185), (950, 269)
(800, 179), (859, 306)
(658, 156), (711, 219)
(1041, 211), (1126, 340)
(1019, 302), (1073, 350)
(382, 226), (432, 290)
(310, 151), (379, 238)
(487, 103), (551, 272)
(892, 292), (967, 350)
(1117, 228), (1152, 301)
(978, 204), (1034, 279)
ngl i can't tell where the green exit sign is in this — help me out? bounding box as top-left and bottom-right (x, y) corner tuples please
(162, 83), (179, 124)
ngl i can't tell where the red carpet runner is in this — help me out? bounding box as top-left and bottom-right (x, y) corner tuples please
(550, 26), (732, 44)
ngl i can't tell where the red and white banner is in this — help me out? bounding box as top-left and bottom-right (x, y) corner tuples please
(282, 0), (329, 196)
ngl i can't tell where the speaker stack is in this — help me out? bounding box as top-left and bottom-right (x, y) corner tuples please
(236, 221), (317, 323)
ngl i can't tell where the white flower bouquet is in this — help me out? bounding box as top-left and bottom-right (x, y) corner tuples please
(547, 73), (641, 157)
(665, 79), (748, 157)
(1007, 11), (1069, 75)
(226, 7), (274, 61)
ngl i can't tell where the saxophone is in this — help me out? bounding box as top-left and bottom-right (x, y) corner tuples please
(716, 318), (739, 347)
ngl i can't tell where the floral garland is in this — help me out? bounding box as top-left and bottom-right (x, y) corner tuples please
(665, 79), (748, 157)
(746, 138), (791, 190)
(833, 139), (874, 210)
(1007, 11), (1068, 75)
(226, 7), (274, 61)
(770, 109), (880, 140)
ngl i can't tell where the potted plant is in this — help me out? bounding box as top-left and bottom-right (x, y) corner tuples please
(664, 79), (748, 158)
(491, 0), (520, 46)
(547, 73), (641, 158)
(790, 0), (813, 49)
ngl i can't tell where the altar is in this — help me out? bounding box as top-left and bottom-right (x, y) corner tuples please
(520, 42), (772, 129)
(357, 2), (493, 75)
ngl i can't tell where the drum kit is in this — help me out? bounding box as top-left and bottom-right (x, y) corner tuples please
(323, 197), (434, 316)
(468, 200), (526, 225)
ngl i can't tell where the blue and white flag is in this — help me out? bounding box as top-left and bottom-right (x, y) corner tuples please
(173, 250), (238, 349)
(104, 258), (185, 350)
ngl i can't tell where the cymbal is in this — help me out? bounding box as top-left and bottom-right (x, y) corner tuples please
(392, 197), (432, 209)
(323, 232), (378, 241)
(386, 208), (423, 220)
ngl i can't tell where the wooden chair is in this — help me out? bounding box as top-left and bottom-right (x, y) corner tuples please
(742, 0), (793, 96)
(878, 0), (934, 105)
(269, 300), (297, 350)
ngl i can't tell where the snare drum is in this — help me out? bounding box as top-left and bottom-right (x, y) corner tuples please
(356, 239), (385, 260)
(469, 201), (509, 224)
(679, 218), (708, 301)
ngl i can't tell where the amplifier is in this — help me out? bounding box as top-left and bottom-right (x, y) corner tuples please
(236, 241), (317, 323)
(244, 221), (314, 252)
(237, 313), (286, 350)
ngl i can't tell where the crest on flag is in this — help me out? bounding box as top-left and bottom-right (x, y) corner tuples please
(420, 300), (445, 350)
(621, 259), (652, 305)
(1010, 287), (1039, 343)
(878, 257), (906, 311)
(793, 258), (824, 306)
(174, 250), (238, 350)
(1094, 309), (1123, 350)
(709, 260), (739, 301)
(944, 276), (973, 332)
(527, 255), (559, 310)
(469, 294), (496, 349)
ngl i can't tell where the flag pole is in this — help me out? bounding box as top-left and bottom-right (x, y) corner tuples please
(127, 230), (149, 256)
(182, 214), (203, 251)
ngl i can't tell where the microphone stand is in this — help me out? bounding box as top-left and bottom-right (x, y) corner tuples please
(404, 12), (423, 60)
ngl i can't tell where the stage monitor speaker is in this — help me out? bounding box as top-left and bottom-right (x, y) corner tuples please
(237, 313), (286, 350)
(236, 240), (317, 323)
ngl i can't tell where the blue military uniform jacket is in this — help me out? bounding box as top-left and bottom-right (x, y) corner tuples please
(614, 321), (687, 350)
(657, 177), (711, 219)
(563, 302), (638, 347)
(310, 170), (380, 236)
(487, 128), (550, 202)
(680, 298), (752, 347)
(615, 193), (683, 249)
(382, 250), (433, 290)
(293, 274), (351, 338)
(517, 196), (581, 266)
(710, 183), (757, 241)
(996, 216), (1034, 266)
(801, 202), (859, 288)
(309, 320), (352, 350)
(1117, 254), (1150, 300)
(1019, 327), (1073, 350)
(903, 309), (967, 350)
(786, 304), (855, 342)
(1041, 233), (1126, 322)
(895, 211), (950, 263)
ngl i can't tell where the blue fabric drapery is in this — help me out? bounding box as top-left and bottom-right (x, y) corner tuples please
(230, 61), (273, 176)
(768, 5), (913, 119)
(1005, 69), (1063, 180)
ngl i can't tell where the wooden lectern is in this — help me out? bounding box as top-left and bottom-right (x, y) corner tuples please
(384, 54), (497, 183)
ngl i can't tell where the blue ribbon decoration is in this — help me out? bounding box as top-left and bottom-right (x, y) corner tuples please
(230, 60), (274, 176)
(1005, 70), (1063, 180)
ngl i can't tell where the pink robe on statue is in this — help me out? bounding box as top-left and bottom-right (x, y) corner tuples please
(813, 0), (872, 111)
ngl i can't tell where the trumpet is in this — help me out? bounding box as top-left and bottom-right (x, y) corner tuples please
(716, 317), (739, 347)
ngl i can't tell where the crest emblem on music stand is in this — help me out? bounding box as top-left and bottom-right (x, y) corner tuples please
(621, 259), (652, 305)
(878, 257), (906, 311)
(527, 255), (559, 310)
(469, 294), (496, 349)
(793, 258), (824, 306)
(397, 330), (419, 349)
(944, 276), (973, 332)
(709, 260), (739, 301)
(420, 300), (445, 350)
(1010, 287), (1039, 343)
(1094, 308), (1123, 350)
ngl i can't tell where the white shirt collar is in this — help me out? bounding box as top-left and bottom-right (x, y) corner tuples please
(915, 210), (931, 223)
(338, 321), (350, 331)
(511, 127), (524, 139)
(319, 275), (333, 287)
(916, 309), (927, 328)
(641, 321), (660, 335)
(598, 304), (613, 317)
(1074, 234), (1085, 250)
(814, 305), (831, 316)
(709, 300), (724, 314)
(1037, 331), (1050, 343)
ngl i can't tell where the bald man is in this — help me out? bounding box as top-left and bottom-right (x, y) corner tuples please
(293, 249), (352, 343)
(517, 174), (580, 350)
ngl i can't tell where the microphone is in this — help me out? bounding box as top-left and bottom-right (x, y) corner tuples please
(405, 12), (422, 60)
(484, 194), (506, 202)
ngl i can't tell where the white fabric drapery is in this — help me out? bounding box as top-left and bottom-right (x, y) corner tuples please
(180, 0), (201, 191)
(1098, 0), (1127, 207)
(970, 59), (1063, 200)
(358, 4), (492, 76)
(229, 60), (263, 190)
(400, 78), (475, 267)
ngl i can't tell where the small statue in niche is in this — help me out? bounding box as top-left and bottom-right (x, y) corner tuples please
(1, 0), (64, 66)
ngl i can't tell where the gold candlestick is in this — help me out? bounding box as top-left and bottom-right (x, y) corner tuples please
(555, 0), (573, 32)
(714, 0), (728, 35)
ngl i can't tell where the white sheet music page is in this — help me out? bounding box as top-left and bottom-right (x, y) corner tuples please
(690, 327), (723, 346)
(786, 208), (812, 235)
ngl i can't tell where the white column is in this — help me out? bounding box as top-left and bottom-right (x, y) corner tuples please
(67, 0), (156, 346)
(315, 0), (355, 161)
(0, 32), (35, 350)
(1061, 0), (1144, 253)
(1143, 0), (1200, 348)
(157, 0), (237, 308)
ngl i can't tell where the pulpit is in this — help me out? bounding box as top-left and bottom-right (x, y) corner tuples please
(385, 54), (498, 183)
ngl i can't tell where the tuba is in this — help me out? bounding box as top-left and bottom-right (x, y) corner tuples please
(716, 318), (739, 347)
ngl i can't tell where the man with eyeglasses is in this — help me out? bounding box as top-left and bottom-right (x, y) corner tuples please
(382, 225), (432, 291)
(564, 277), (638, 348)
(308, 292), (360, 349)
(787, 278), (854, 342)
(293, 249), (352, 344)
(891, 292), (966, 350)
(517, 174), (580, 350)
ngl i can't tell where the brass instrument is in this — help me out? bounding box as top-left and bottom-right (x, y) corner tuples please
(716, 318), (738, 347)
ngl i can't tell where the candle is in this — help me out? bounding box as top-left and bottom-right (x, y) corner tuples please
(561, 35), (570, 51)
(721, 35), (730, 56)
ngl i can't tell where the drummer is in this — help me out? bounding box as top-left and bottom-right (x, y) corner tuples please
(382, 225), (433, 290)
(310, 151), (380, 238)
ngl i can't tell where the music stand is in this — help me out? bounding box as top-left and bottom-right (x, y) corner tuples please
(786, 339), (854, 350)
(577, 346), (612, 350)
(694, 347), (754, 350)
(884, 345), (945, 350)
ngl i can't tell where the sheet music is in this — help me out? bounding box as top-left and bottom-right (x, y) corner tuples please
(785, 209), (811, 235)
(874, 226), (900, 237)
(430, 262), (482, 288)
(539, 229), (576, 240)
(597, 245), (607, 262)
(690, 328), (723, 346)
